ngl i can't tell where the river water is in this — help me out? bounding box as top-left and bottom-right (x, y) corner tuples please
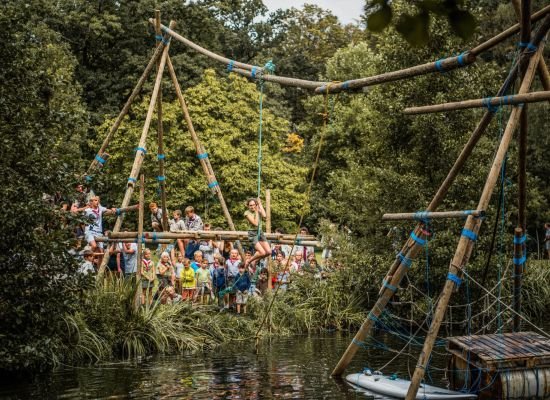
(0, 334), (451, 399)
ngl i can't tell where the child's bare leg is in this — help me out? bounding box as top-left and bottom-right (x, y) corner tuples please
(177, 239), (185, 256)
(237, 304), (241, 314)
(141, 289), (146, 305)
(243, 305), (247, 314)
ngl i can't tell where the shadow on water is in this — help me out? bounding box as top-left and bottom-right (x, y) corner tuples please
(0, 333), (450, 399)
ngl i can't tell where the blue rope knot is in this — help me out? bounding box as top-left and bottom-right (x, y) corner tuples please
(85, 175), (93, 183)
(513, 234), (527, 245)
(382, 279), (397, 292)
(127, 177), (137, 184)
(197, 153), (208, 159)
(155, 34), (162, 42)
(95, 154), (106, 165)
(410, 231), (426, 246)
(227, 60), (235, 72)
(513, 255), (527, 265)
(457, 52), (467, 66)
(152, 232), (158, 242)
(342, 81), (350, 90)
(519, 42), (537, 52)
(157, 153), (165, 160)
(263, 60), (275, 74)
(447, 272), (462, 287)
(208, 181), (218, 189)
(414, 211), (430, 223)
(156, 175), (166, 182)
(461, 228), (478, 242)
(162, 37), (170, 46)
(397, 252), (413, 268)
(295, 238), (302, 245)
(251, 66), (258, 79)
(115, 208), (122, 216)
(367, 312), (378, 322)
(435, 58), (446, 73)
(135, 147), (147, 154)
(482, 97), (500, 113)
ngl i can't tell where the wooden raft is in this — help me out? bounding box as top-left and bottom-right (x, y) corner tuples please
(447, 332), (550, 399)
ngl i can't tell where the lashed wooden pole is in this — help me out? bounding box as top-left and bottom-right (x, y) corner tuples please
(382, 210), (485, 221)
(110, 230), (314, 241)
(403, 90), (550, 114)
(86, 35), (169, 177)
(137, 174), (145, 278)
(405, 29), (547, 400)
(165, 55), (246, 260)
(154, 11), (169, 232)
(97, 21), (176, 276)
(331, 16), (550, 377)
(513, 227), (526, 331)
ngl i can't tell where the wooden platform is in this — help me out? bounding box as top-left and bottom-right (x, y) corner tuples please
(447, 331), (550, 371)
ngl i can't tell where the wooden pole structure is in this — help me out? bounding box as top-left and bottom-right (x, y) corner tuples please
(403, 90), (550, 115)
(97, 21), (176, 276)
(86, 36), (169, 176)
(404, 29), (547, 400)
(512, 0), (550, 91)
(154, 11), (169, 232)
(137, 174), (145, 278)
(110, 230), (314, 241)
(150, 6), (550, 94)
(165, 55), (246, 260)
(266, 189), (271, 234)
(115, 204), (139, 214)
(382, 210), (485, 221)
(513, 227), (526, 332)
(331, 16), (550, 377)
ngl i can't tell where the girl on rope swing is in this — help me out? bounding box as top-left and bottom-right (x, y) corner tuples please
(244, 197), (270, 269)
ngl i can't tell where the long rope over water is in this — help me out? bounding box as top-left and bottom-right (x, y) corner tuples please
(254, 85), (340, 341)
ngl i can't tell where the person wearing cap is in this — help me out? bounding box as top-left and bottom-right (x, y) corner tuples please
(78, 250), (96, 275)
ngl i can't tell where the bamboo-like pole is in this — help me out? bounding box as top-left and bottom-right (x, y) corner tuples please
(110, 230), (314, 241)
(86, 34), (170, 176)
(137, 174), (145, 278)
(165, 55), (246, 260)
(382, 210), (484, 221)
(154, 11), (169, 232)
(266, 189), (271, 234)
(97, 21), (176, 276)
(331, 16), (550, 377)
(405, 32), (546, 400)
(512, 0), (550, 91)
(97, 237), (319, 246)
(513, 227), (525, 332)
(116, 204), (139, 214)
(149, 6), (550, 94)
(403, 90), (550, 115)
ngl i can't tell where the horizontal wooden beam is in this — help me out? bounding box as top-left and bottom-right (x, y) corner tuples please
(403, 90), (550, 115)
(382, 210), (485, 221)
(110, 230), (315, 242)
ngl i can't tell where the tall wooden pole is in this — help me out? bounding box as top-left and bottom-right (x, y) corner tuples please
(405, 33), (546, 400)
(86, 39), (168, 176)
(97, 21), (176, 276)
(513, 227), (525, 331)
(137, 174), (145, 278)
(154, 11), (169, 232)
(165, 55), (245, 260)
(515, 0), (531, 332)
(265, 189), (272, 290)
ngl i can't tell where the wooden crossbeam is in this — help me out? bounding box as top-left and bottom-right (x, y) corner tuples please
(382, 210), (485, 221)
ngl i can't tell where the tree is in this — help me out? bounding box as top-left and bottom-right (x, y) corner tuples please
(92, 70), (308, 232)
(0, 2), (89, 371)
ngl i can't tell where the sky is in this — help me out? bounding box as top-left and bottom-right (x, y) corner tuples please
(262, 0), (365, 25)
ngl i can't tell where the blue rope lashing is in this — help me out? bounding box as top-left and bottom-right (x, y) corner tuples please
(414, 211), (430, 223)
(435, 59), (445, 72)
(162, 37), (170, 46)
(155, 34), (162, 42)
(251, 66), (258, 78)
(95, 154), (106, 165)
(461, 229), (478, 242)
(157, 153), (165, 160)
(352, 338), (364, 346)
(116, 208), (122, 216)
(295, 238), (302, 245)
(397, 252), (413, 268)
(342, 81), (350, 90)
(135, 147), (147, 154)
(263, 60), (275, 74)
(513, 235), (527, 245)
(382, 280), (397, 292)
(519, 42), (537, 52)
(513, 255), (527, 265)
(208, 181), (218, 189)
(128, 177), (137, 184)
(156, 175), (166, 182)
(367, 312), (378, 322)
(482, 97), (500, 113)
(457, 52), (467, 66)
(197, 153), (208, 159)
(447, 273), (462, 287)
(410, 231), (426, 246)
(152, 232), (158, 242)
(227, 60), (235, 72)
(85, 175), (93, 183)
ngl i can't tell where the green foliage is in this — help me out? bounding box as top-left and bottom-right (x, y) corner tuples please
(92, 70), (308, 231)
(0, 2), (89, 371)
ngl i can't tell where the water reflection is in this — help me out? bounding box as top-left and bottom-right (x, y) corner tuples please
(0, 334), (449, 399)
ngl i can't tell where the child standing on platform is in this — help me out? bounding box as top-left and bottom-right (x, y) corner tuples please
(141, 249), (155, 305)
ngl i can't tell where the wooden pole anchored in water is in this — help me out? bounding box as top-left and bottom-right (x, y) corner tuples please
(403, 90), (550, 115)
(405, 27), (547, 400)
(382, 210), (485, 221)
(97, 20), (176, 277)
(165, 54), (246, 260)
(86, 32), (170, 177)
(331, 15), (550, 378)
(154, 11), (169, 232)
